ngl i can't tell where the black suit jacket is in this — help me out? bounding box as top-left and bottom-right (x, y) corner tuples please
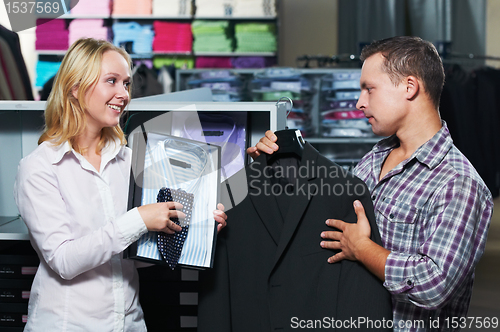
(199, 143), (392, 331)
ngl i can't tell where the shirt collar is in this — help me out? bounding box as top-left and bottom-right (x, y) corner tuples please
(373, 120), (453, 169)
(49, 138), (126, 165)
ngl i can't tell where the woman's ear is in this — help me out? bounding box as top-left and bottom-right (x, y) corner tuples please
(71, 84), (79, 100)
(405, 76), (419, 100)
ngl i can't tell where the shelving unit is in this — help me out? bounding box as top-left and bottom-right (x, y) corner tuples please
(176, 67), (384, 167)
(33, 2), (280, 97)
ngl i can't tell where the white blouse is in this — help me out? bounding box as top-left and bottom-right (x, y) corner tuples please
(14, 140), (149, 332)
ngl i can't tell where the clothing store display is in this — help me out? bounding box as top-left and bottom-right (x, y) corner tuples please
(195, 56), (233, 68)
(234, 22), (277, 53)
(14, 139), (148, 331)
(186, 70), (245, 101)
(192, 20), (233, 53)
(69, 19), (111, 46)
(152, 0), (192, 17)
(112, 22), (154, 54)
(0, 25), (34, 100)
(194, 0), (233, 17)
(0, 37), (27, 100)
(35, 19), (68, 50)
(153, 21), (192, 53)
(194, 0), (276, 17)
(198, 142), (392, 331)
(126, 133), (220, 269)
(354, 122), (493, 330)
(250, 68), (314, 136)
(231, 56), (275, 68)
(112, 0), (152, 15)
(131, 64), (164, 98)
(70, 0), (111, 15)
(156, 188), (194, 269)
(35, 60), (62, 88)
(319, 71), (370, 138)
(153, 56), (195, 70)
(232, 0), (277, 17)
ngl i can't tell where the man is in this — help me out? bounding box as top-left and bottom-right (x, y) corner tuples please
(248, 36), (493, 331)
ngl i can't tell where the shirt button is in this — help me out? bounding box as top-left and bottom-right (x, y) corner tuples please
(389, 213), (395, 219)
(407, 279), (413, 286)
(371, 195), (376, 200)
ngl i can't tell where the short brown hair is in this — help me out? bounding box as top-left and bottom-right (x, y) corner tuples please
(39, 38), (132, 154)
(360, 36), (445, 108)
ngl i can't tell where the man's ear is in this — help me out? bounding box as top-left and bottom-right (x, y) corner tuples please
(405, 76), (419, 100)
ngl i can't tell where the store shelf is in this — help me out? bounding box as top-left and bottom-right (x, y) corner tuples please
(0, 218), (29, 241)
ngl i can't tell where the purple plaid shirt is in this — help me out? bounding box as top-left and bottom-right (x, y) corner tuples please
(354, 122), (493, 331)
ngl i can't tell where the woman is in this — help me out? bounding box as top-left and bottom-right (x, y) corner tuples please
(14, 38), (227, 331)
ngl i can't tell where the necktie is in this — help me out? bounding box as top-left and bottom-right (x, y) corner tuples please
(157, 187), (194, 269)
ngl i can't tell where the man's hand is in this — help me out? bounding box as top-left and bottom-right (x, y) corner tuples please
(320, 200), (372, 263)
(320, 200), (389, 281)
(246, 130), (279, 160)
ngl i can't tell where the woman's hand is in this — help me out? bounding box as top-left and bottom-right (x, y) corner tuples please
(138, 202), (184, 234)
(214, 203), (227, 233)
(245, 130), (279, 160)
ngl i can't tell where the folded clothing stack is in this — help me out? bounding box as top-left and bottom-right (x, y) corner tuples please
(195, 57), (233, 68)
(35, 19), (68, 50)
(152, 0), (192, 16)
(192, 20), (233, 53)
(234, 22), (276, 53)
(153, 21), (192, 53)
(194, 0), (232, 17)
(112, 22), (154, 54)
(69, 19), (111, 45)
(319, 71), (373, 137)
(231, 56), (275, 68)
(153, 56), (194, 69)
(112, 0), (152, 15)
(70, 0), (111, 15)
(232, 0), (276, 17)
(186, 70), (245, 101)
(35, 60), (61, 88)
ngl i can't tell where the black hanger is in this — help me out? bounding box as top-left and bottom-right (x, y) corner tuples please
(271, 128), (305, 160)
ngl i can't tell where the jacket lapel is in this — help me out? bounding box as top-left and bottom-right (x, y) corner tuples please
(248, 156), (284, 245)
(271, 143), (319, 269)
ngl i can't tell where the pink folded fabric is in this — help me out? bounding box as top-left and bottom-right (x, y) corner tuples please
(195, 57), (233, 68)
(153, 21), (192, 52)
(36, 19), (69, 50)
(112, 0), (152, 15)
(70, 0), (111, 15)
(69, 19), (111, 45)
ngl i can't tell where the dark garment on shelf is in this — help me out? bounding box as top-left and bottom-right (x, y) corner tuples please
(0, 24), (34, 100)
(198, 142), (392, 332)
(132, 64), (163, 98)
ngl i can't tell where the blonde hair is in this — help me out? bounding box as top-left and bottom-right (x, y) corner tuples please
(39, 38), (132, 154)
